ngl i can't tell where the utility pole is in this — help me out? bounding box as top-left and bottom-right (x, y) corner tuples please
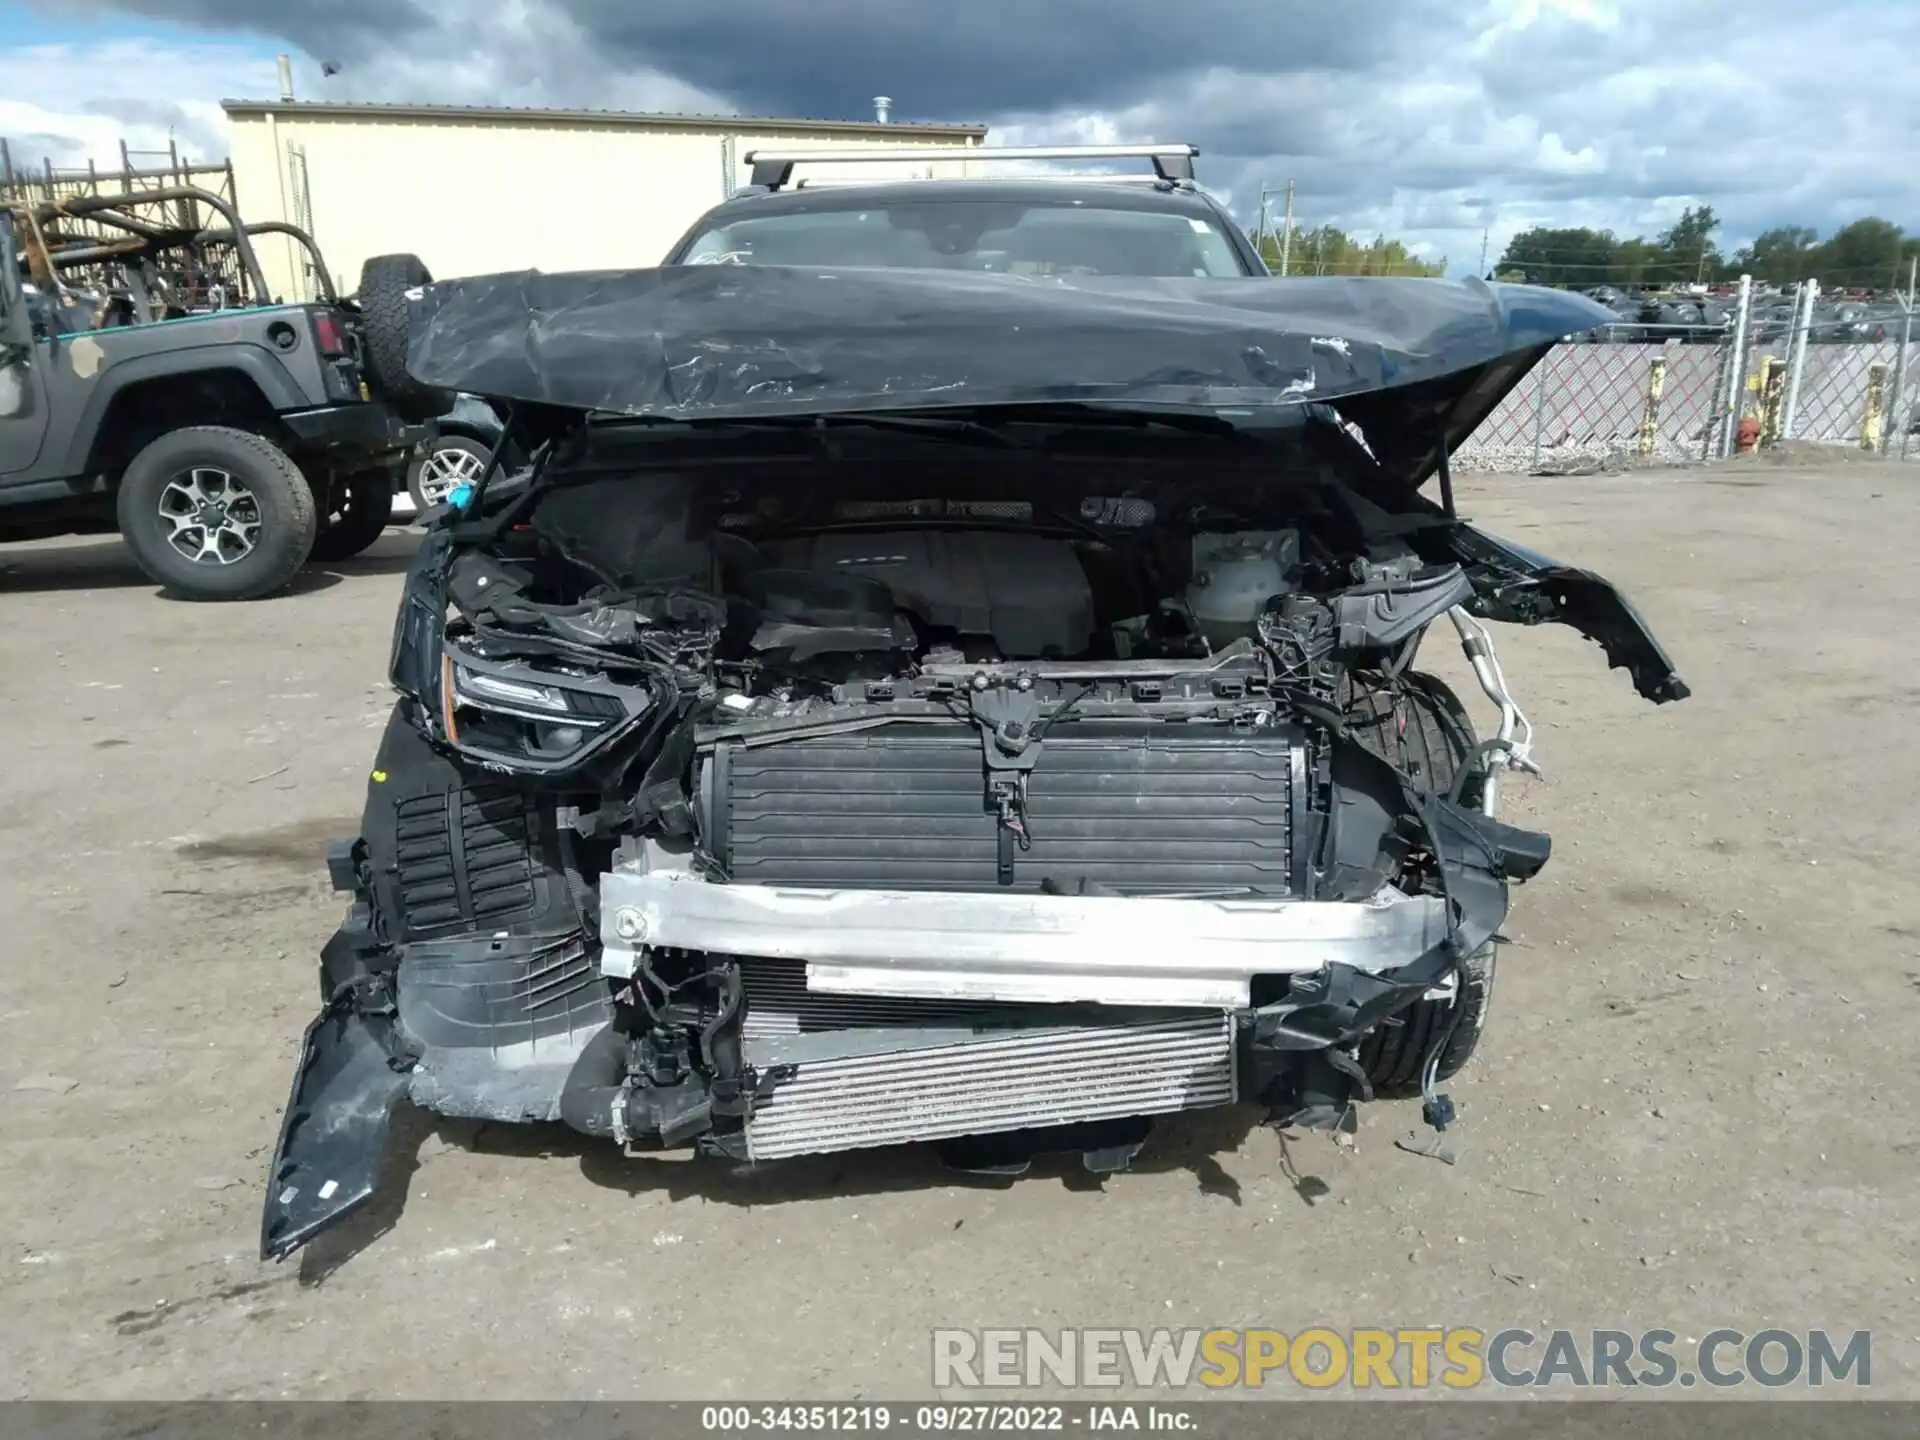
(1278, 179), (1295, 277)
(1479, 228), (1489, 277)
(1255, 183), (1269, 254)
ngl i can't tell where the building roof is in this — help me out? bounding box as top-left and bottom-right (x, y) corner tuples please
(219, 98), (987, 139)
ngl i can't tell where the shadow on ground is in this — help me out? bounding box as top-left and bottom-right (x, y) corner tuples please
(295, 1101), (1281, 1286)
(0, 528), (420, 597)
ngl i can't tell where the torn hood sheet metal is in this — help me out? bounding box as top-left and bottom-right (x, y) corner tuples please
(405, 266), (1615, 486)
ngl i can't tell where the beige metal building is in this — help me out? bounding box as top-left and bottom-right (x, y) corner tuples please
(221, 99), (988, 301)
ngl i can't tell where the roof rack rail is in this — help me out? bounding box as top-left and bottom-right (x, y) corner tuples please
(744, 143), (1199, 192)
(792, 173), (1178, 190)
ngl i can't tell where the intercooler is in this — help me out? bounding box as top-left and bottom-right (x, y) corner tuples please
(699, 719), (1305, 895)
(735, 959), (1236, 1161)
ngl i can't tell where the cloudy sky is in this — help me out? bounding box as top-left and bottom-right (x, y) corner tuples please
(4, 0), (1914, 275)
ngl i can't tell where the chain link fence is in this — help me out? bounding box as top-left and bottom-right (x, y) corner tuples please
(1751, 287), (1917, 457)
(1455, 329), (1733, 471)
(1457, 281), (1919, 470)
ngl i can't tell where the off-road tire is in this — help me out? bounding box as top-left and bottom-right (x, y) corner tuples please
(1347, 670), (1496, 1096)
(355, 253), (453, 422)
(308, 468), (397, 563)
(116, 426), (315, 601)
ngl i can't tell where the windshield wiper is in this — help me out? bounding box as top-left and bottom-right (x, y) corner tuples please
(798, 404), (1246, 447)
(582, 403), (1242, 450)
(961, 401), (1246, 437)
(814, 412), (1028, 448)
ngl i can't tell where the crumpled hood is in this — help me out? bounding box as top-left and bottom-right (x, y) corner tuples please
(405, 266), (1613, 490)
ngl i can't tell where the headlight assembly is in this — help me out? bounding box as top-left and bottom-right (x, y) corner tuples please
(440, 648), (651, 772)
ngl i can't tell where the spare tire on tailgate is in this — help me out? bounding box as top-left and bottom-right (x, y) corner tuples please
(355, 253), (453, 422)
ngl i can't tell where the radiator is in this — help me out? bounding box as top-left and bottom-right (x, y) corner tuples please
(736, 959), (1236, 1161)
(700, 719), (1304, 895)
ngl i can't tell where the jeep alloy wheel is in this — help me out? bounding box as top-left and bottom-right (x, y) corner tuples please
(115, 426), (317, 601)
(157, 467), (261, 565)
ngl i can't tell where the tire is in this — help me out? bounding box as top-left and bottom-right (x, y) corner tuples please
(407, 433), (493, 512)
(1357, 945), (1496, 1098)
(1347, 670), (1496, 1096)
(1340, 670), (1481, 808)
(355, 253), (453, 422)
(115, 426), (315, 601)
(308, 468), (397, 563)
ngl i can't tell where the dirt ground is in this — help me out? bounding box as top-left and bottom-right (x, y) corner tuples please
(2, 459), (1917, 1401)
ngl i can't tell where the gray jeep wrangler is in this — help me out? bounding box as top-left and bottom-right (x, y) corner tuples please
(0, 186), (451, 600)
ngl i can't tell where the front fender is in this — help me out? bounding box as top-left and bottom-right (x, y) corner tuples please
(1431, 523), (1690, 704)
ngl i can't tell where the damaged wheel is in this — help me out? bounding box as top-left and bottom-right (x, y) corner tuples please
(1347, 671), (1495, 1096)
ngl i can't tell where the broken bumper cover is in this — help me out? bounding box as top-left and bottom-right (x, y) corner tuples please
(260, 798), (1549, 1260)
(259, 937), (411, 1261)
(598, 869), (1453, 1009)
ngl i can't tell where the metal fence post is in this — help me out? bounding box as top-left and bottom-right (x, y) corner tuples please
(1530, 363), (1551, 469)
(1701, 339), (1725, 462)
(1715, 274), (1753, 458)
(1638, 356), (1667, 459)
(1887, 293), (1912, 458)
(1781, 278), (1818, 440)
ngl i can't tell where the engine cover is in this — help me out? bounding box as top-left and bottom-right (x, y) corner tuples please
(760, 530), (1095, 657)
(698, 719), (1305, 896)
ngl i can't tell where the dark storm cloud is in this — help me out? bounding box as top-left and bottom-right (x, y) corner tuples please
(71, 0), (1452, 120)
(60, 0), (439, 56)
(550, 0), (1454, 118)
(84, 95), (227, 155)
(38, 0), (1920, 271)
(1, 129), (88, 169)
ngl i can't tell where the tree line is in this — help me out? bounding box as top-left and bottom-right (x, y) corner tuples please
(1250, 225), (1446, 277)
(1495, 207), (1920, 290)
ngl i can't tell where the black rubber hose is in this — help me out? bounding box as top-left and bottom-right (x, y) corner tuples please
(557, 1023), (629, 1139)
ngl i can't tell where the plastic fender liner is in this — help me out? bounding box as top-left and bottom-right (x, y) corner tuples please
(1253, 737), (1549, 1054)
(259, 934), (412, 1261)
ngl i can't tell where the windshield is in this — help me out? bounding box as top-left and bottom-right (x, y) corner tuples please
(679, 198), (1250, 278)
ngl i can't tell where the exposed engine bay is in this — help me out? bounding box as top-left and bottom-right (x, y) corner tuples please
(435, 463), (1517, 753)
(264, 407), (1686, 1262)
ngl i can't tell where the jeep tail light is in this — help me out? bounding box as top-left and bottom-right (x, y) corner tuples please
(311, 311), (347, 356)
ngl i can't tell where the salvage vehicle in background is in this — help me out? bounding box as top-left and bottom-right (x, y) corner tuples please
(404, 392), (516, 514)
(262, 147), (1688, 1259)
(0, 189), (450, 599)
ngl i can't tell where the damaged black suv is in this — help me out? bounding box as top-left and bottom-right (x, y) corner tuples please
(261, 169), (1686, 1261)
